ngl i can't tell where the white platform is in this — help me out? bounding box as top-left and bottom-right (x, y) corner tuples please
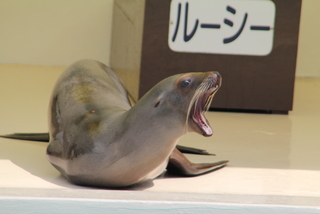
(0, 64), (320, 213)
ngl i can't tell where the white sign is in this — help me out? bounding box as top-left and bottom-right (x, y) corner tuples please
(168, 0), (276, 56)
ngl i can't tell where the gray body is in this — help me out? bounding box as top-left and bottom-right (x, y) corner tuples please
(47, 59), (227, 188)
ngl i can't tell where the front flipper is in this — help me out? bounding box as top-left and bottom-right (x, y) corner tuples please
(167, 148), (229, 176)
(176, 145), (215, 156)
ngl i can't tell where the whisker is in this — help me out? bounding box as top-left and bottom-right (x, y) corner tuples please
(184, 89), (201, 133)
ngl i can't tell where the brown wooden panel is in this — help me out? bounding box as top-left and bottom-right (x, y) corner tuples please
(138, 0), (301, 113)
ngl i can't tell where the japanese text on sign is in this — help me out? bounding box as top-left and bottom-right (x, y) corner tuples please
(168, 0), (276, 56)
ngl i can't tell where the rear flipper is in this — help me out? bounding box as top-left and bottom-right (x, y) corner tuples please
(0, 134), (216, 157)
(0, 133), (49, 142)
(167, 148), (228, 176)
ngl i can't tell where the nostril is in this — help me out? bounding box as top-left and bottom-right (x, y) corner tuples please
(207, 71), (221, 83)
(213, 72), (220, 79)
(213, 72), (221, 84)
(207, 71), (220, 78)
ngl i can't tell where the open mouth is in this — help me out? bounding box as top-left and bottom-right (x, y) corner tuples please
(191, 76), (220, 136)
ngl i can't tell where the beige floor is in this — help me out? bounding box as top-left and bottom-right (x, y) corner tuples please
(0, 64), (320, 207)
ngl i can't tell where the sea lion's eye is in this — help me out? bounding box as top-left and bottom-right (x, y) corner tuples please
(180, 79), (191, 88)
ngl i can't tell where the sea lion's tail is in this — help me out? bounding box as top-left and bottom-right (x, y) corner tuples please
(0, 133), (49, 142)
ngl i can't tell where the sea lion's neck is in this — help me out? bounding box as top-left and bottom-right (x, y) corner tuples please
(125, 95), (188, 144)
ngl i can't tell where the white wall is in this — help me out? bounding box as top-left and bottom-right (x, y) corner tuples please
(296, 0), (320, 78)
(0, 0), (113, 66)
(0, 0), (319, 77)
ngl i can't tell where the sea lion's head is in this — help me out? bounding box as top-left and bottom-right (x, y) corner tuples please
(177, 72), (221, 137)
(137, 72), (221, 137)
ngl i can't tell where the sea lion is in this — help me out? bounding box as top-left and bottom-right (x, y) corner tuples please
(43, 59), (228, 187)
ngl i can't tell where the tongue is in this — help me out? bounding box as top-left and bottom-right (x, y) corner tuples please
(193, 109), (213, 136)
(200, 113), (213, 136)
